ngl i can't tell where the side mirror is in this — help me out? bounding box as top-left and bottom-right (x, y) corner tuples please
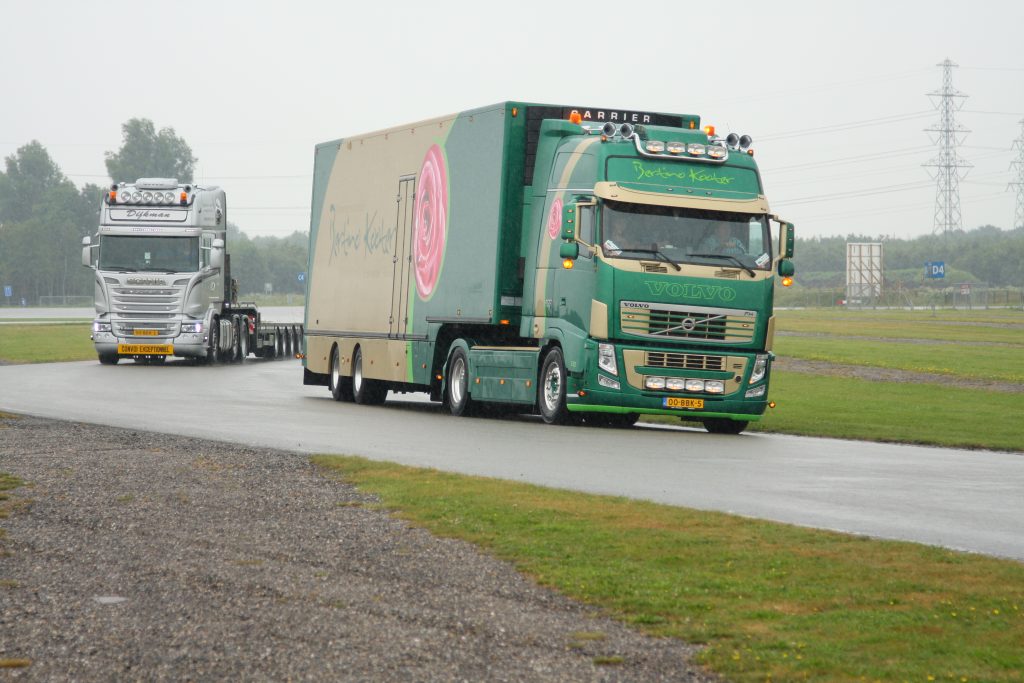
(81, 236), (93, 268)
(559, 242), (579, 260)
(777, 259), (795, 277)
(779, 222), (795, 259)
(210, 238), (225, 270)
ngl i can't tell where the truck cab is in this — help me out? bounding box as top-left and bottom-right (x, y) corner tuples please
(82, 178), (231, 364)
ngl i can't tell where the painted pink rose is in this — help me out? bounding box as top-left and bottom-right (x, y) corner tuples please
(413, 145), (448, 299)
(547, 198), (563, 240)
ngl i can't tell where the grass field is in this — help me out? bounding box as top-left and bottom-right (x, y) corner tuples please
(0, 324), (94, 364)
(315, 456), (1024, 683)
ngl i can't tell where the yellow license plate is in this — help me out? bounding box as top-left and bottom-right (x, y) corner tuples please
(118, 344), (173, 355)
(133, 329), (159, 336)
(663, 397), (704, 410)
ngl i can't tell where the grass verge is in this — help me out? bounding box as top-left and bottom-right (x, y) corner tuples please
(645, 371), (1024, 451)
(0, 324), (95, 363)
(313, 455), (1024, 683)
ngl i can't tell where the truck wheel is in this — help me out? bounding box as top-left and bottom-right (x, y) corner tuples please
(98, 353), (119, 365)
(238, 317), (249, 361)
(446, 347), (475, 417)
(352, 347), (387, 405)
(538, 347), (572, 425)
(206, 318), (220, 365)
(284, 326), (293, 358)
(230, 316), (242, 363)
(329, 346), (352, 402)
(275, 327), (284, 359)
(702, 418), (749, 435)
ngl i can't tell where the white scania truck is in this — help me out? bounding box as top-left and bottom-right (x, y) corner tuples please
(82, 178), (302, 365)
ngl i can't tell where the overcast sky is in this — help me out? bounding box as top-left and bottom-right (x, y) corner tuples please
(2, 0), (1022, 240)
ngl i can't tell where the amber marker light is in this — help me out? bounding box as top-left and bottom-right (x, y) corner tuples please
(499, 319), (510, 326)
(782, 276), (794, 287)
(108, 190), (117, 202)
(569, 110), (583, 124)
(769, 401), (777, 409)
(511, 107), (519, 117)
(703, 124), (716, 137)
(562, 258), (574, 269)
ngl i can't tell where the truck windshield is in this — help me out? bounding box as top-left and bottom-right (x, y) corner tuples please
(600, 200), (771, 270)
(98, 235), (200, 273)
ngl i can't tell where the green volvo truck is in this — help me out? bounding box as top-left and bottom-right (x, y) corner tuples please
(303, 102), (795, 433)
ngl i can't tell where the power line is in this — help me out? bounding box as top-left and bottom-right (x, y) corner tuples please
(762, 145), (933, 173)
(760, 111), (932, 142)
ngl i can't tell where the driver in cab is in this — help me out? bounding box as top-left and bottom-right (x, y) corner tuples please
(697, 222), (746, 256)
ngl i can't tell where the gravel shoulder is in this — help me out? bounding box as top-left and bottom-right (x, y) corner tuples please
(0, 415), (714, 682)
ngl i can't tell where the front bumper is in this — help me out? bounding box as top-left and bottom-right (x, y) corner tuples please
(92, 332), (207, 358)
(565, 340), (771, 420)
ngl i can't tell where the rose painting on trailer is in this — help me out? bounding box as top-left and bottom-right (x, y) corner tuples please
(547, 198), (563, 240)
(413, 144), (448, 300)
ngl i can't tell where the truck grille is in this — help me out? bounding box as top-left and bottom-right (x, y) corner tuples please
(110, 284), (185, 334)
(620, 302), (756, 343)
(645, 352), (725, 371)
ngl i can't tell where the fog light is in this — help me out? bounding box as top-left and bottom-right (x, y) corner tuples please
(598, 374), (620, 390)
(685, 379), (705, 392)
(746, 385), (767, 398)
(705, 380), (725, 394)
(687, 143), (706, 156)
(665, 378), (686, 391)
(707, 145), (727, 159)
(180, 322), (203, 333)
(92, 322), (111, 333)
(666, 141), (685, 155)
(645, 140), (665, 153)
(645, 376), (666, 390)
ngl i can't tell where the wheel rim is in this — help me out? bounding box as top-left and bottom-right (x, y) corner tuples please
(543, 362), (562, 413)
(450, 356), (466, 406)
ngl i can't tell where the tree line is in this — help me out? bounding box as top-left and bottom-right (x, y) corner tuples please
(0, 119), (307, 305)
(792, 226), (1024, 288)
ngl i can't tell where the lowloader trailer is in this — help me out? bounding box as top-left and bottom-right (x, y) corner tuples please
(303, 103), (795, 433)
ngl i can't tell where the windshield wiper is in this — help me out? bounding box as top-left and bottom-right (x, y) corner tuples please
(616, 247), (682, 271)
(104, 265), (137, 272)
(689, 253), (756, 278)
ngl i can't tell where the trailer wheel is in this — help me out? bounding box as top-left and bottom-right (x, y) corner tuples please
(702, 418), (749, 435)
(445, 347), (475, 417)
(352, 347), (387, 405)
(538, 347), (572, 425)
(329, 346), (353, 402)
(98, 353), (119, 365)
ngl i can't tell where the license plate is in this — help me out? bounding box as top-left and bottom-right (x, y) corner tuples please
(133, 329), (159, 336)
(118, 344), (173, 355)
(663, 397), (704, 410)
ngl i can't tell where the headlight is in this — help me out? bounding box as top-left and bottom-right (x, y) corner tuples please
(705, 380), (725, 394)
(665, 378), (686, 391)
(598, 343), (617, 376)
(644, 376), (666, 390)
(645, 140), (665, 153)
(687, 143), (706, 156)
(164, 192), (175, 203)
(745, 385), (767, 398)
(750, 354), (768, 384)
(598, 375), (620, 390)
(707, 145), (727, 159)
(142, 191), (153, 203)
(685, 379), (705, 392)
(118, 191), (131, 203)
(131, 192), (141, 203)
(92, 322), (111, 333)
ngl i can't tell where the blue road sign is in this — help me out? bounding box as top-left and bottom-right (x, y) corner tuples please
(3, 285), (11, 298)
(297, 272), (306, 282)
(925, 261), (945, 279)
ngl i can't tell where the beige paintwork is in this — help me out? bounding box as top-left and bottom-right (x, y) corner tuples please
(589, 299), (609, 339)
(594, 181), (771, 214)
(306, 113), (457, 381)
